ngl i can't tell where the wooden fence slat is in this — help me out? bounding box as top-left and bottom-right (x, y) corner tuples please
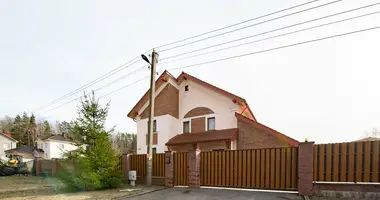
(230, 151), (234, 186)
(364, 141), (371, 182)
(318, 145), (325, 181)
(252, 149), (256, 187)
(211, 151), (215, 186)
(261, 149), (265, 188)
(270, 149), (275, 188)
(280, 149), (286, 189)
(265, 149), (270, 188)
(291, 148), (297, 189)
(226, 151), (230, 186)
(275, 149), (281, 188)
(243, 150), (247, 187)
(356, 142), (363, 182)
(333, 143), (340, 182)
(372, 141), (379, 182)
(313, 145), (318, 181)
(222, 151), (226, 186)
(234, 151), (238, 187)
(219, 151), (222, 186)
(286, 148), (291, 189)
(247, 150), (251, 187)
(238, 151), (242, 187)
(340, 143), (347, 182)
(215, 152), (219, 186)
(326, 144), (332, 182)
(348, 142), (355, 182)
(256, 150), (260, 188)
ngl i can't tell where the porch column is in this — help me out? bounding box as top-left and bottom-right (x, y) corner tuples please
(298, 141), (314, 196)
(188, 144), (201, 188)
(122, 154), (131, 183)
(164, 151), (174, 187)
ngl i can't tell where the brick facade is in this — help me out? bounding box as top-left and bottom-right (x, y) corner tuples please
(191, 117), (205, 133)
(140, 83), (179, 119)
(184, 107), (214, 118)
(164, 151), (174, 187)
(188, 148), (201, 188)
(122, 154), (130, 183)
(237, 118), (292, 149)
(298, 142), (314, 196)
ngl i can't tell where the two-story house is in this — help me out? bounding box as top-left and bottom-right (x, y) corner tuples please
(36, 134), (78, 159)
(128, 71), (299, 154)
(0, 132), (18, 160)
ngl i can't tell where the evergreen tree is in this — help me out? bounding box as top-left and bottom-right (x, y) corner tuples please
(57, 91), (122, 191)
(43, 120), (52, 137)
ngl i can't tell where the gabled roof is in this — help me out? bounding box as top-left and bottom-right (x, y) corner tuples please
(0, 133), (18, 142)
(235, 113), (299, 147)
(40, 134), (71, 142)
(166, 128), (238, 145)
(5, 145), (44, 153)
(127, 70), (256, 120)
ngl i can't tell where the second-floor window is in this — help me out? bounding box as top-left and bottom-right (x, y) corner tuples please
(3, 143), (10, 150)
(58, 144), (64, 149)
(147, 120), (157, 132)
(207, 117), (215, 130)
(183, 121), (190, 133)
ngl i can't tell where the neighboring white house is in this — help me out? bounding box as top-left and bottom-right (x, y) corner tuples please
(128, 71), (299, 154)
(36, 134), (78, 159)
(0, 133), (18, 159)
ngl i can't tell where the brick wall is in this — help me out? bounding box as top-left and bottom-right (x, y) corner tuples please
(191, 117), (205, 133)
(184, 107), (214, 118)
(237, 118), (291, 149)
(299, 142), (314, 196)
(140, 83), (179, 119)
(314, 183), (380, 199)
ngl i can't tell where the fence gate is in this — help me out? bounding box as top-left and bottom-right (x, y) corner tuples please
(200, 148), (298, 191)
(174, 152), (189, 186)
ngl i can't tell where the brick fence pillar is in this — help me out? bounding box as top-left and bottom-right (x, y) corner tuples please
(122, 154), (131, 183)
(188, 144), (200, 188)
(165, 151), (174, 187)
(298, 141), (314, 196)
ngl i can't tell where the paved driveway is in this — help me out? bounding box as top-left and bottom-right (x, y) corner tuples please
(125, 187), (304, 200)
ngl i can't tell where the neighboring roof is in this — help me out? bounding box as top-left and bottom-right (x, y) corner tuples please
(355, 137), (380, 142)
(0, 133), (18, 142)
(166, 128), (238, 145)
(5, 146), (44, 153)
(127, 70), (256, 120)
(235, 113), (299, 147)
(40, 135), (71, 142)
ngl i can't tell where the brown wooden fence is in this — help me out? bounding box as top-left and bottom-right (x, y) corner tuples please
(313, 141), (380, 182)
(174, 152), (188, 186)
(129, 154), (165, 177)
(116, 156), (122, 172)
(200, 148), (298, 190)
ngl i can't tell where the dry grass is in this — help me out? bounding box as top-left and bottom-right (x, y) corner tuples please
(0, 176), (162, 200)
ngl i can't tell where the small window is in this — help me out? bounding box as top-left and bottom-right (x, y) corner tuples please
(3, 143), (10, 150)
(183, 121), (190, 133)
(185, 85), (189, 91)
(147, 120), (157, 132)
(207, 117), (215, 130)
(152, 148), (157, 154)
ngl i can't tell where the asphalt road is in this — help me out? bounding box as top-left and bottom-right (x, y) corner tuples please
(125, 187), (304, 200)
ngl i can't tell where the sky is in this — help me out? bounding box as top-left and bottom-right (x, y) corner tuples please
(1, 0), (380, 144)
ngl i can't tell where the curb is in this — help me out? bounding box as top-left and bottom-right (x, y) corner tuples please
(115, 187), (167, 199)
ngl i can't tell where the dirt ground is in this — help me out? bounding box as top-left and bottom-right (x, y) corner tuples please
(0, 176), (163, 200)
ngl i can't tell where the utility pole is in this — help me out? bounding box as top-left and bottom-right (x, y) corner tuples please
(146, 49), (157, 185)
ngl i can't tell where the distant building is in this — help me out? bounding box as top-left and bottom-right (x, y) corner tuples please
(4, 145), (44, 162)
(0, 132), (18, 159)
(36, 134), (78, 159)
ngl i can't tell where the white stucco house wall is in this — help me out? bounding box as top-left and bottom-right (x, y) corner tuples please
(0, 133), (18, 161)
(36, 134), (78, 159)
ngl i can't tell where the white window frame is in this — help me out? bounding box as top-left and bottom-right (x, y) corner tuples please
(182, 120), (191, 133)
(206, 117), (216, 131)
(3, 143), (10, 150)
(182, 113), (216, 133)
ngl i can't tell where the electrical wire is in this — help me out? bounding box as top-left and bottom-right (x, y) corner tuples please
(154, 0), (321, 49)
(32, 50), (150, 113)
(159, 9), (380, 65)
(158, 0), (343, 52)
(165, 25), (380, 72)
(38, 76), (149, 115)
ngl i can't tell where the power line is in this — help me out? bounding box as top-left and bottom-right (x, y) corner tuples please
(32, 54), (146, 113)
(165, 25), (380, 72)
(159, 0), (343, 52)
(154, 0), (321, 49)
(159, 8), (380, 65)
(38, 76), (149, 115)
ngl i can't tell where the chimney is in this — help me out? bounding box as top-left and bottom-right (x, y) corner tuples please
(4, 132), (11, 137)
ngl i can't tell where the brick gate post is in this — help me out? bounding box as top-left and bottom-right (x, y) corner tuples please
(188, 144), (200, 188)
(165, 151), (174, 187)
(298, 141), (314, 196)
(122, 154), (131, 183)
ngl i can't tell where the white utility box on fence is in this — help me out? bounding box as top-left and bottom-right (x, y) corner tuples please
(129, 170), (137, 186)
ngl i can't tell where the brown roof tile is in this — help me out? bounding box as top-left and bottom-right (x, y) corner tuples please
(166, 128), (238, 145)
